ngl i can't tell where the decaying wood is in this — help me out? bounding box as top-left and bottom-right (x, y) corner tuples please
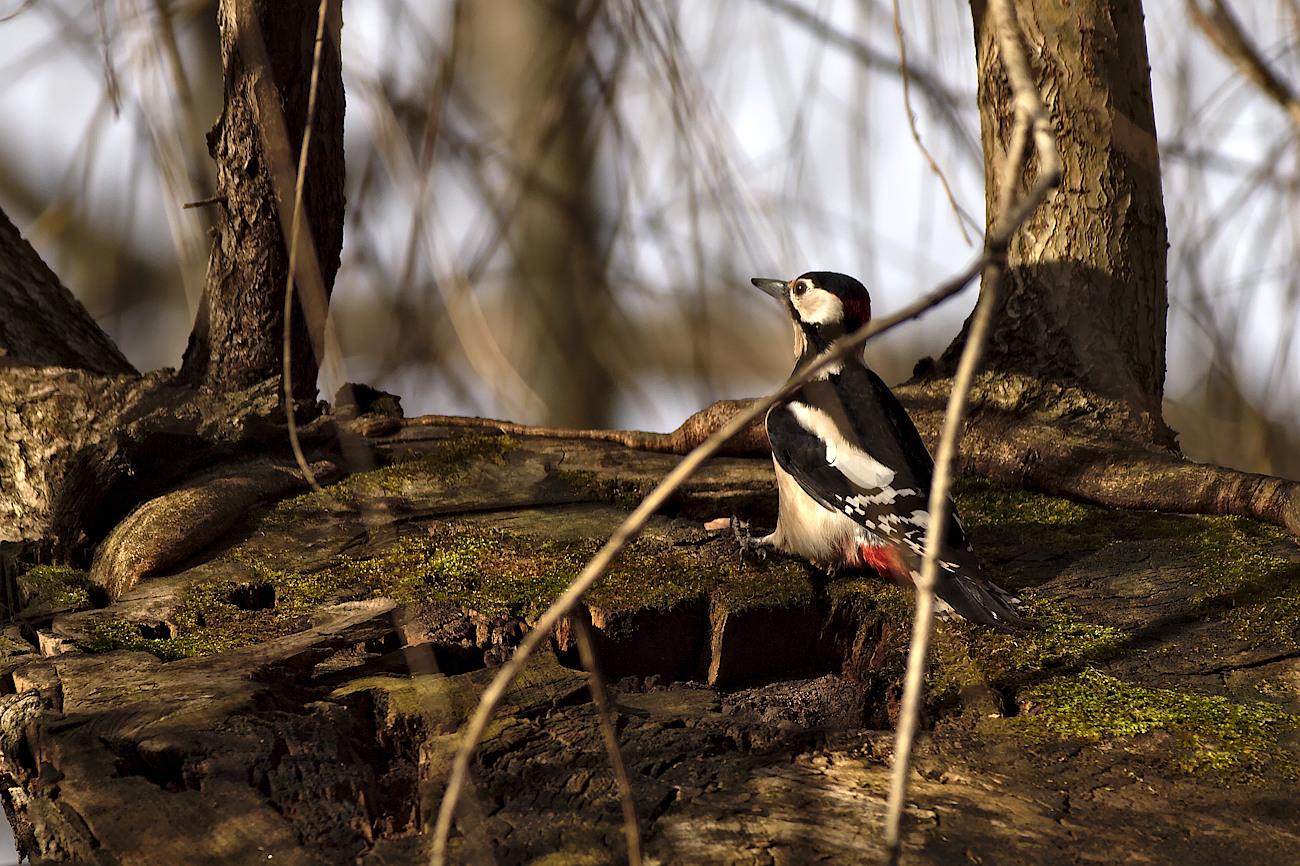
(2, 427), (1298, 864)
(407, 397), (770, 455)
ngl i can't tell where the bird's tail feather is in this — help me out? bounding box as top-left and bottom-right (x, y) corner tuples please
(934, 572), (1033, 632)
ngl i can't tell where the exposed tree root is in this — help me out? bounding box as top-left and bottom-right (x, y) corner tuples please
(2, 367), (349, 558)
(966, 416), (1300, 536)
(405, 387), (1300, 538)
(405, 398), (770, 455)
(899, 376), (1300, 537)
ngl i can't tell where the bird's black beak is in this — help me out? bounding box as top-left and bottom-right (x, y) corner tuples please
(751, 277), (788, 301)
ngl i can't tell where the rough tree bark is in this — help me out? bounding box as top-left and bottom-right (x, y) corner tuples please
(0, 1), (349, 562)
(179, 0), (345, 408)
(944, 0), (1171, 443)
(0, 212), (136, 378)
(0, 213), (139, 544)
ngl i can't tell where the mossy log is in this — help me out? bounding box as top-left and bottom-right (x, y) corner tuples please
(1, 423), (1298, 864)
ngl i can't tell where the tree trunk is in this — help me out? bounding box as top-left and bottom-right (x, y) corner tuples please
(180, 0), (345, 408)
(0, 210), (135, 377)
(0, 209), (139, 544)
(955, 0), (1171, 444)
(0, 3), (349, 558)
(466, 0), (614, 428)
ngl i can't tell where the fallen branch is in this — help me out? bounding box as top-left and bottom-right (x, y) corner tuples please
(401, 390), (1300, 537)
(404, 398), (768, 455)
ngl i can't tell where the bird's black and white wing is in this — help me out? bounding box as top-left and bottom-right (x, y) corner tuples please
(767, 368), (1028, 630)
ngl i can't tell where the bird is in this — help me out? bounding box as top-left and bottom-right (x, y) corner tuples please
(736, 271), (1030, 631)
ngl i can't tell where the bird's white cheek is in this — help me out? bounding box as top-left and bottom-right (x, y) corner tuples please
(794, 291), (844, 325)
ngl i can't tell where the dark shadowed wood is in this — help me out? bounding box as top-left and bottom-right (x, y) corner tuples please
(0, 210), (135, 376)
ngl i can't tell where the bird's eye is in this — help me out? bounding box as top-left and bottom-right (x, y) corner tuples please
(792, 281), (807, 297)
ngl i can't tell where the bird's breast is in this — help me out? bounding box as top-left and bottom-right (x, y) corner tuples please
(769, 459), (879, 564)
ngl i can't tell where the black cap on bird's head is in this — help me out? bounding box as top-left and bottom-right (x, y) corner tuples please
(751, 272), (872, 344)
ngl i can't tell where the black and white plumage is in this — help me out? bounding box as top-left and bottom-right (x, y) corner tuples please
(740, 271), (1030, 631)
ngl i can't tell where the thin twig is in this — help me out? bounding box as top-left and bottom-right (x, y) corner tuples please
(93, 0), (121, 113)
(882, 0), (1060, 859)
(430, 251), (990, 865)
(986, 1), (1062, 243)
(0, 0), (35, 23)
(570, 613), (643, 866)
(755, 0), (981, 165)
(891, 0), (975, 245)
(355, 79), (549, 421)
(881, 264), (1001, 864)
(1188, 0), (1300, 132)
(281, 0), (335, 495)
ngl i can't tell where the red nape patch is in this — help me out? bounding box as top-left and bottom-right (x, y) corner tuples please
(856, 543), (906, 581)
(841, 296), (872, 330)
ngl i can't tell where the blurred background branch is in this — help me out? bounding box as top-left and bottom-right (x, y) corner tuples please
(1, 0), (1298, 478)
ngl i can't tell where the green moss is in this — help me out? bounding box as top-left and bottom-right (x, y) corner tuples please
(1018, 668), (1298, 778)
(267, 433), (520, 518)
(712, 553), (815, 611)
(828, 574), (913, 625)
(367, 433), (519, 493)
(555, 469), (653, 510)
(968, 594), (1128, 687)
(1182, 516), (1300, 646)
(80, 521), (742, 660)
(80, 618), (236, 661)
(953, 477), (1188, 558)
(954, 477), (1116, 552)
(19, 565), (92, 609)
(955, 477), (1300, 647)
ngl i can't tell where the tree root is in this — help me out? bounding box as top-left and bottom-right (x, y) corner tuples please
(952, 410), (1300, 537)
(404, 398), (770, 455)
(405, 392), (1300, 538)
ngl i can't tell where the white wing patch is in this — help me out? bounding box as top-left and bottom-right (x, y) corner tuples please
(788, 403), (896, 489)
(826, 438), (896, 489)
(844, 487), (917, 509)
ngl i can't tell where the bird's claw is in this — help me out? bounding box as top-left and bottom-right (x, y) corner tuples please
(732, 516), (769, 563)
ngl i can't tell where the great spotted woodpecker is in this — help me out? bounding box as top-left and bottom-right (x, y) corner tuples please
(737, 271), (1030, 631)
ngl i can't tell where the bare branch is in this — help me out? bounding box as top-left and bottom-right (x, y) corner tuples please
(1188, 0), (1300, 132)
(882, 0), (1060, 859)
(282, 0), (338, 495)
(755, 0), (982, 165)
(882, 262), (1000, 863)
(570, 610), (643, 866)
(93, 0), (121, 113)
(0, 0), (35, 24)
(891, 0), (976, 245)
